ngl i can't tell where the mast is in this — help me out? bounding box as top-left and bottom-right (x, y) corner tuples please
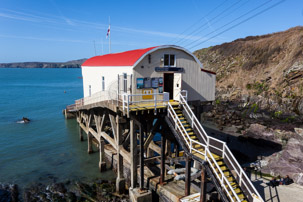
(109, 16), (111, 53)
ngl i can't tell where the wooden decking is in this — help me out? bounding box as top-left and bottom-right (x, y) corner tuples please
(128, 101), (179, 112)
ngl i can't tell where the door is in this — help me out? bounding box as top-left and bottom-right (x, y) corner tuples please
(173, 73), (182, 101)
(164, 73), (174, 100)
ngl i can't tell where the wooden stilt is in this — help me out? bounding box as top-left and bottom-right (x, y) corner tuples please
(185, 154), (191, 196)
(116, 115), (125, 194)
(130, 119), (137, 189)
(140, 121), (145, 189)
(175, 143), (179, 157)
(79, 126), (83, 141)
(87, 133), (93, 154)
(99, 137), (106, 172)
(160, 133), (166, 184)
(166, 139), (171, 156)
(200, 165), (206, 202)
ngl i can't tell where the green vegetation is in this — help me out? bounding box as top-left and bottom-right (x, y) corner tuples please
(282, 116), (295, 123)
(246, 81), (269, 95)
(215, 99), (221, 105)
(251, 103), (259, 113)
(274, 111), (282, 118)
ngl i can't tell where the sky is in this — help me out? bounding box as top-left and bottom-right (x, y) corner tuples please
(0, 0), (302, 63)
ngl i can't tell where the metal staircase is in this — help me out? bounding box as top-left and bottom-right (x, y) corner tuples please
(166, 91), (263, 202)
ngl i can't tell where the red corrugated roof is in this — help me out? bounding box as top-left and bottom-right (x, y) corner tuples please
(82, 46), (158, 66)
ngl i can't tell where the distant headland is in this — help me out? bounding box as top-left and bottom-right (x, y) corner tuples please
(0, 58), (87, 68)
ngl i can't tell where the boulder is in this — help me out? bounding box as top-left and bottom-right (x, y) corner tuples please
(261, 138), (303, 185)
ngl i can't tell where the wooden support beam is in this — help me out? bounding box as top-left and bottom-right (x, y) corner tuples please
(122, 131), (130, 148)
(79, 125), (83, 141)
(100, 132), (116, 150)
(160, 133), (166, 184)
(99, 137), (106, 172)
(140, 121), (145, 190)
(79, 122), (88, 134)
(200, 166), (206, 202)
(148, 141), (161, 155)
(143, 118), (160, 150)
(120, 147), (131, 164)
(116, 115), (125, 194)
(175, 143), (179, 157)
(87, 132), (93, 154)
(109, 114), (117, 142)
(185, 154), (191, 196)
(89, 128), (101, 140)
(130, 119), (137, 189)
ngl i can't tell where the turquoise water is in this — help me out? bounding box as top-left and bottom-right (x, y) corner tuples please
(0, 68), (115, 187)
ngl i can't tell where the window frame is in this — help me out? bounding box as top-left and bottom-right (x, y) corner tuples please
(163, 54), (176, 67)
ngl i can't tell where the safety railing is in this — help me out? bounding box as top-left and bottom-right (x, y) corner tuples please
(122, 92), (169, 115)
(75, 90), (118, 108)
(167, 91), (263, 202)
(167, 103), (241, 202)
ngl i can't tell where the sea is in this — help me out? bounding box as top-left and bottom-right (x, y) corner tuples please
(0, 68), (115, 188)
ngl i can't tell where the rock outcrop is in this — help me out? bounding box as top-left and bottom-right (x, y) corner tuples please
(0, 58), (87, 68)
(195, 26), (303, 117)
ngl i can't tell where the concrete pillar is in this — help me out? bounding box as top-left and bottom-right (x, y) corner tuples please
(99, 137), (106, 172)
(87, 132), (93, 154)
(185, 154), (191, 196)
(79, 126), (83, 141)
(130, 119), (137, 189)
(116, 116), (125, 194)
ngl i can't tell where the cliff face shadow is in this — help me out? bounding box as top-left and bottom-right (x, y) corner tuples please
(202, 125), (282, 164)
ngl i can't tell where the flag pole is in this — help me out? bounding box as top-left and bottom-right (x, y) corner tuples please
(109, 16), (111, 53)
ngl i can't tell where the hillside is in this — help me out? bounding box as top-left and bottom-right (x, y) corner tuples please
(194, 26), (303, 115)
(0, 58), (87, 68)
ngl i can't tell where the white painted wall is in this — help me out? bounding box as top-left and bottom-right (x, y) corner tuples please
(81, 66), (133, 97)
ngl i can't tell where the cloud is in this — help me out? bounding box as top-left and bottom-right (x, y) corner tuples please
(0, 8), (202, 42)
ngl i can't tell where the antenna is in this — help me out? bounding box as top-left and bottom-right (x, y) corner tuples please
(109, 16), (111, 53)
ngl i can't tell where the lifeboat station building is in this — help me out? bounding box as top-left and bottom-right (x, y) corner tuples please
(68, 45), (263, 202)
(80, 45), (216, 111)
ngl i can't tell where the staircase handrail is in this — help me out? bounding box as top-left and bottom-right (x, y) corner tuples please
(178, 92), (263, 201)
(167, 104), (192, 149)
(167, 102), (241, 202)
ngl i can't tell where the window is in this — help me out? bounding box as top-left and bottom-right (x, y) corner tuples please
(102, 76), (105, 91)
(123, 73), (127, 93)
(164, 54), (175, 67)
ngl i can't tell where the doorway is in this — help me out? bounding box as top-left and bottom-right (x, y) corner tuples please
(164, 73), (174, 100)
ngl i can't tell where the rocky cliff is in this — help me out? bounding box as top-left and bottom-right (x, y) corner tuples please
(196, 26), (303, 185)
(0, 58), (87, 68)
(194, 26), (303, 116)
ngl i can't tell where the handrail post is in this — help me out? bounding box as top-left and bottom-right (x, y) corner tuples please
(127, 95), (130, 115)
(239, 170), (242, 187)
(154, 92), (157, 113)
(190, 139), (192, 153)
(222, 143), (226, 159)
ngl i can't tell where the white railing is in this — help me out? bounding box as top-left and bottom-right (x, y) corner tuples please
(167, 103), (241, 202)
(75, 90), (118, 108)
(122, 92), (169, 115)
(167, 91), (264, 202)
